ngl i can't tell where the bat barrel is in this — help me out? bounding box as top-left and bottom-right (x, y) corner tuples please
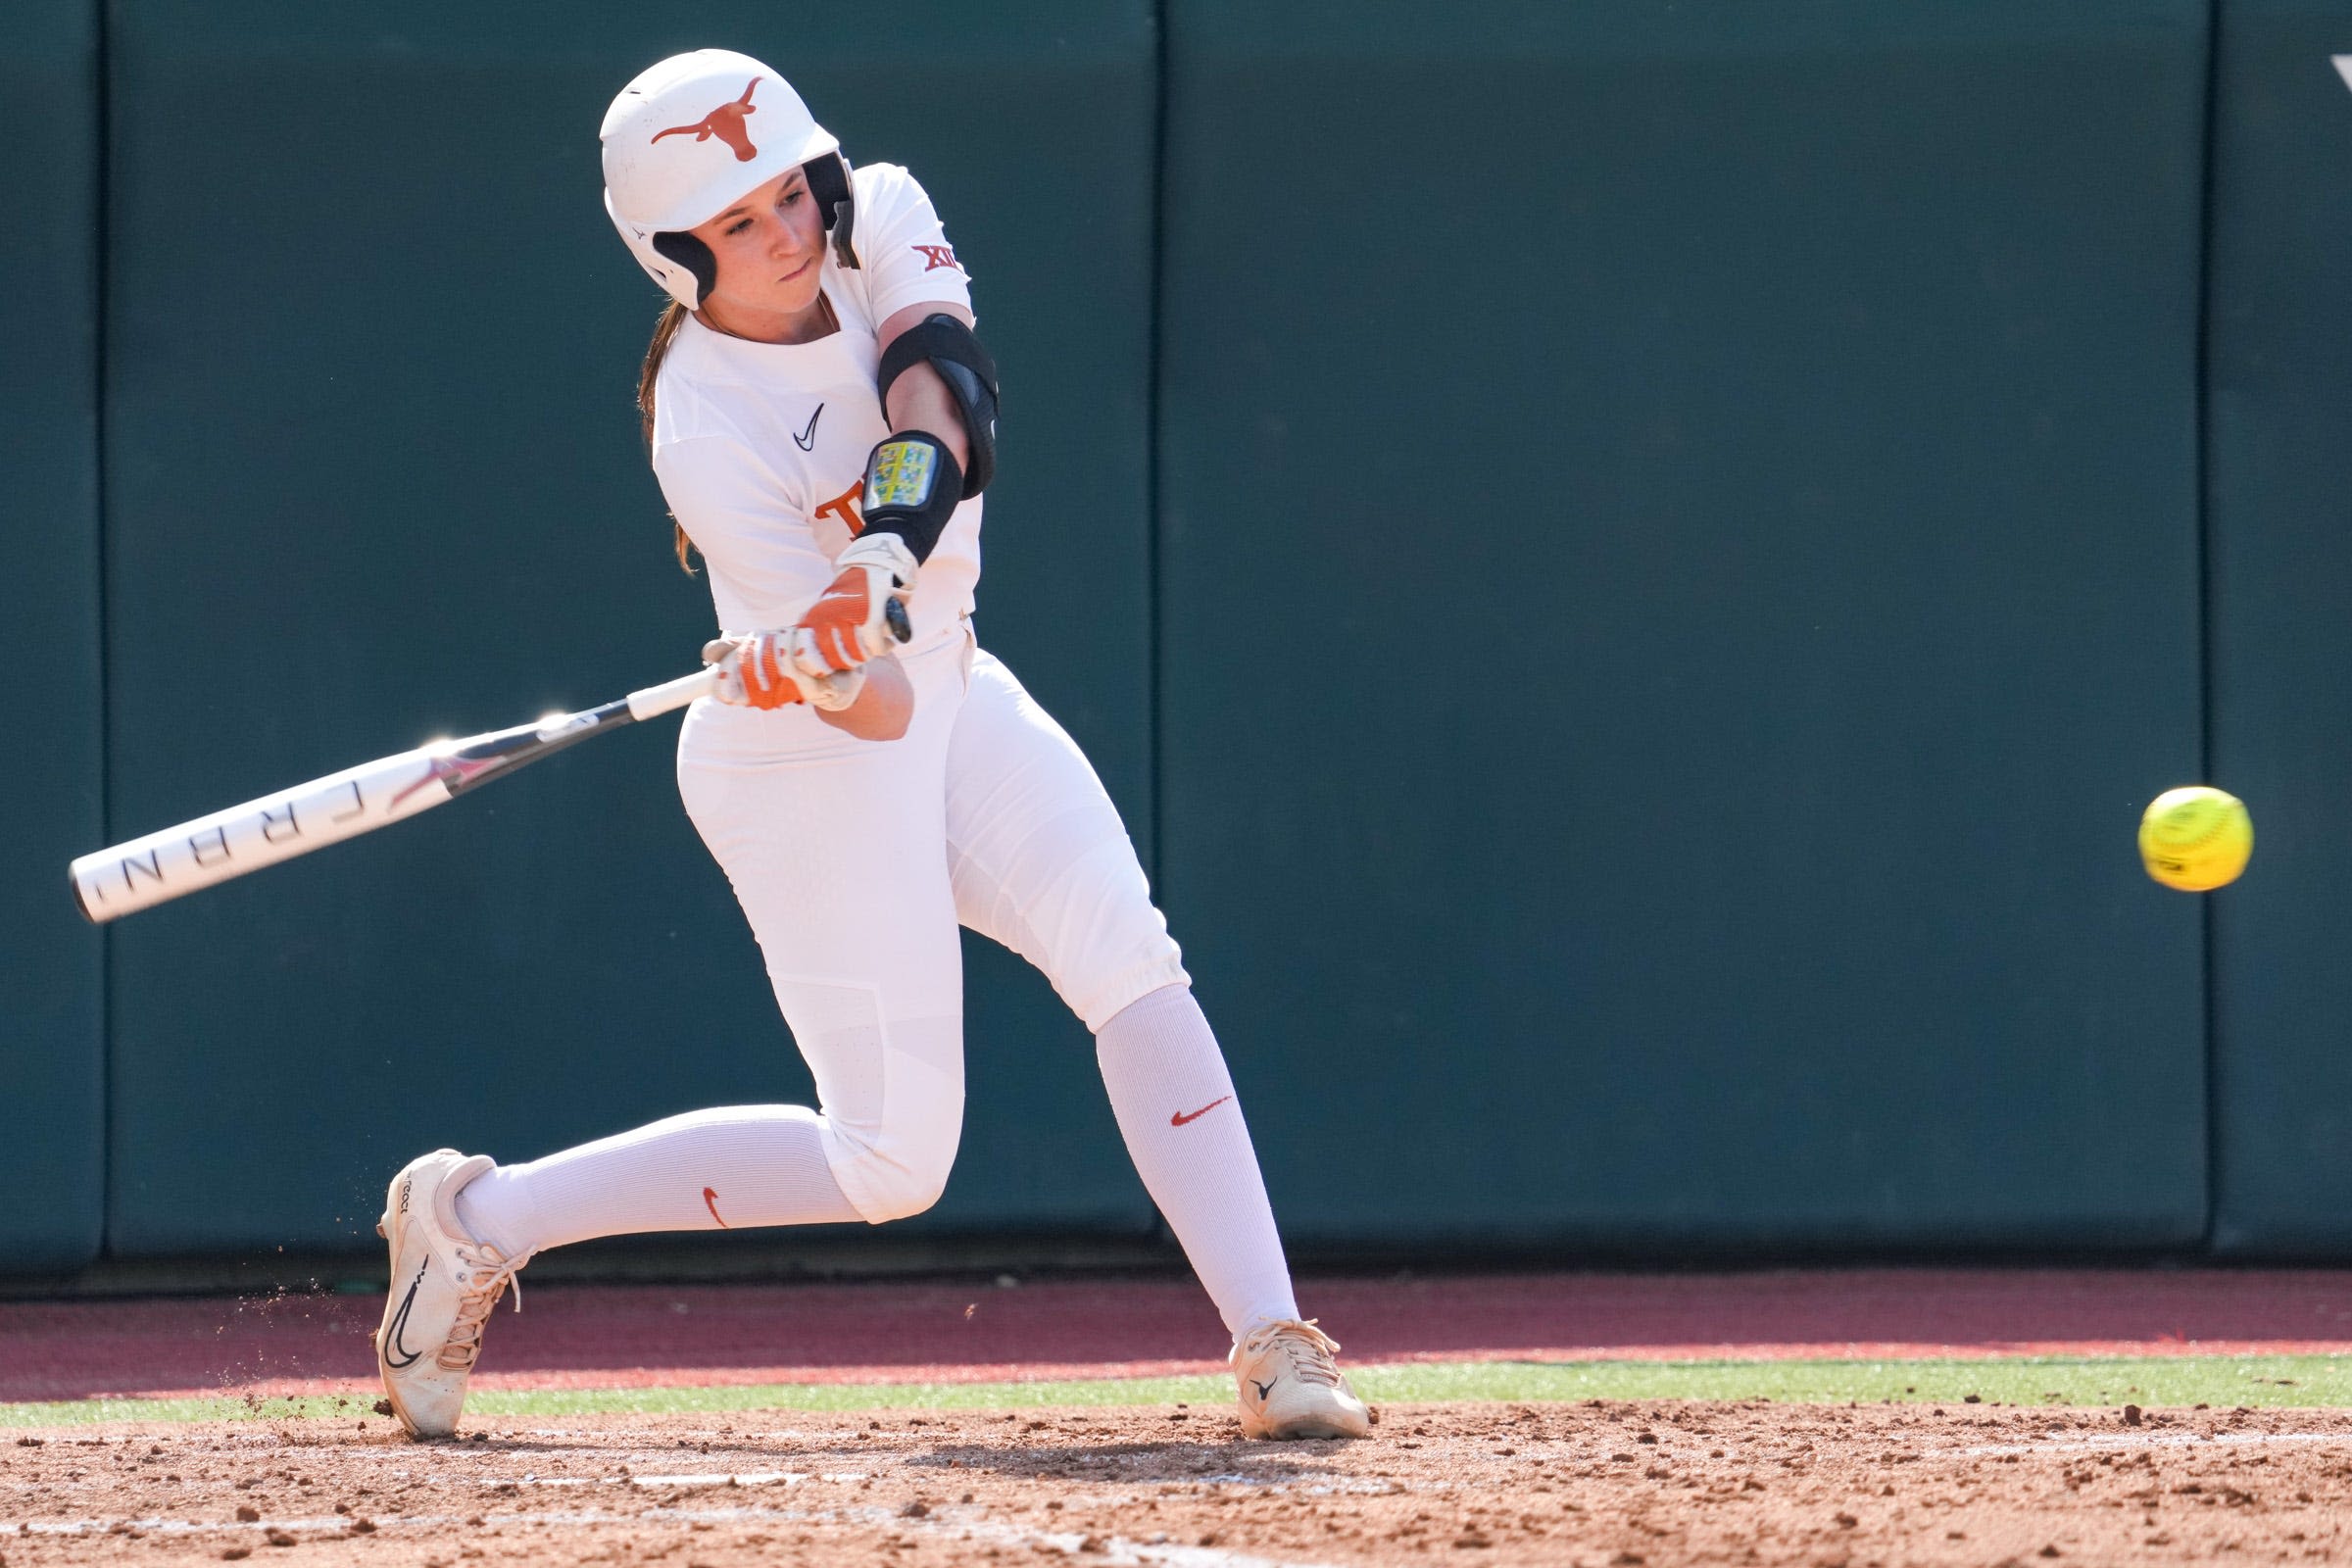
(69, 748), (454, 923)
(68, 664), (715, 923)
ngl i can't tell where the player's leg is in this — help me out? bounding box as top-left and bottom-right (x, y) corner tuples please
(377, 638), (971, 1438)
(467, 635), (972, 1245)
(942, 647), (1282, 1326)
(669, 679), (968, 1230)
(943, 646), (1368, 1439)
(452, 1105), (859, 1252)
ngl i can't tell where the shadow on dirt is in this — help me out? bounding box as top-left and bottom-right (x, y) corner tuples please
(911, 1439), (1348, 1485)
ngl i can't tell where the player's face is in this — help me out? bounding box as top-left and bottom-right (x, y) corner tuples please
(689, 166), (829, 341)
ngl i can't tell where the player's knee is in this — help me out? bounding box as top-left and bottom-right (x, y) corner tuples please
(817, 1101), (961, 1224)
(793, 1005), (966, 1224)
(860, 1162), (954, 1223)
(1033, 845), (1192, 1033)
(833, 1137), (957, 1223)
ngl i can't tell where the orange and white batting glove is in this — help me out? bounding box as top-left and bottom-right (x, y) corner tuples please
(793, 533), (917, 675)
(704, 633), (865, 712)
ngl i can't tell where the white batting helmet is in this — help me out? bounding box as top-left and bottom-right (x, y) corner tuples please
(600, 49), (850, 308)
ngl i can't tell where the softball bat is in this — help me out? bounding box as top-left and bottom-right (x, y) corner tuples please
(70, 665), (719, 923)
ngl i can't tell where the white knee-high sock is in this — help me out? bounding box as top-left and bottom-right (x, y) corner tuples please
(453, 1103), (862, 1259)
(1095, 983), (1300, 1339)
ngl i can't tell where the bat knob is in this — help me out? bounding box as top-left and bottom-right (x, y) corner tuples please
(884, 598), (912, 646)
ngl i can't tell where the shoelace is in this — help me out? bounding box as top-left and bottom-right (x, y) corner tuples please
(437, 1242), (527, 1373)
(1239, 1318), (1346, 1390)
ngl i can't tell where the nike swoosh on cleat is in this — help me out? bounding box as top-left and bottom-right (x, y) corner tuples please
(794, 404), (823, 451)
(703, 1187), (729, 1228)
(1171, 1096), (1233, 1127)
(382, 1260), (430, 1369)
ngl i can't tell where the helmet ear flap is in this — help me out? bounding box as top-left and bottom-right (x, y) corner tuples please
(805, 153), (859, 270)
(651, 231), (717, 306)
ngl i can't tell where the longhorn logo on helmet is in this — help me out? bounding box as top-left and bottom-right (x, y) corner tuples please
(652, 77), (762, 161)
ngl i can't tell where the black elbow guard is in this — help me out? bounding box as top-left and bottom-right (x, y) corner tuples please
(860, 431), (964, 564)
(876, 314), (999, 496)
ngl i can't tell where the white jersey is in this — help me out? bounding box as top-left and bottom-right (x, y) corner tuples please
(633, 156), (1183, 1232)
(651, 162), (981, 760)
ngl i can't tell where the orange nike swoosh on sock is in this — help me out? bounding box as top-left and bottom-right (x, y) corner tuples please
(703, 1187), (729, 1227)
(1171, 1096), (1233, 1127)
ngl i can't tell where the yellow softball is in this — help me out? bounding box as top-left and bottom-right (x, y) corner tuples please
(2138, 786), (2253, 892)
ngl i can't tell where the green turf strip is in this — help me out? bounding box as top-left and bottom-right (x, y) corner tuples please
(5, 1355), (2348, 1429)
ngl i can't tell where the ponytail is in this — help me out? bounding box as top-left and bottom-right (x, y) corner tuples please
(637, 300), (697, 573)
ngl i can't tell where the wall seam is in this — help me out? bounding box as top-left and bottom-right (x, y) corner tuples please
(1143, 0), (1175, 1250)
(2193, 0), (2224, 1255)
(91, 0), (115, 1265)
(1144, 0), (1169, 903)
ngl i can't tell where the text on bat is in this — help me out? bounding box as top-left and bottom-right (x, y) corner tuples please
(261, 780), (368, 843)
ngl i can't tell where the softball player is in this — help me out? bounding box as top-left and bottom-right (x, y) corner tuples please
(372, 48), (1368, 1445)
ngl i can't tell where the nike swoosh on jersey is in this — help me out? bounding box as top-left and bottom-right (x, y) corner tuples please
(382, 1260), (430, 1369)
(1171, 1095), (1233, 1127)
(794, 405), (824, 451)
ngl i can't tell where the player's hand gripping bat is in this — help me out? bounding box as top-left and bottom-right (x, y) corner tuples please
(69, 602), (910, 923)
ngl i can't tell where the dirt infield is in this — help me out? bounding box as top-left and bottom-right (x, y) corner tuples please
(5, 1397), (2351, 1566)
(7, 1273), (2352, 1564)
(10, 1269), (2352, 1403)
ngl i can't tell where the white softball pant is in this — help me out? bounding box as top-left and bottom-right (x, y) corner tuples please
(674, 633), (1189, 1224)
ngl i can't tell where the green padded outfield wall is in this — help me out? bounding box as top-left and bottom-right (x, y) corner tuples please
(102, 2), (1158, 1253)
(1157, 1), (2215, 1248)
(39, 0), (2352, 1273)
(0, 2), (106, 1274)
(2206, 0), (2352, 1255)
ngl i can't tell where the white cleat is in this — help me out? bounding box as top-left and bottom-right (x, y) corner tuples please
(1231, 1318), (1372, 1440)
(372, 1149), (526, 1440)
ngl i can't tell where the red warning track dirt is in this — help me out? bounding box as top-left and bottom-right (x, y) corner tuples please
(6, 1269), (2351, 1405)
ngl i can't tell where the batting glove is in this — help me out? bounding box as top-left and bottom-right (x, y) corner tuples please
(704, 633), (866, 712)
(793, 533), (917, 675)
